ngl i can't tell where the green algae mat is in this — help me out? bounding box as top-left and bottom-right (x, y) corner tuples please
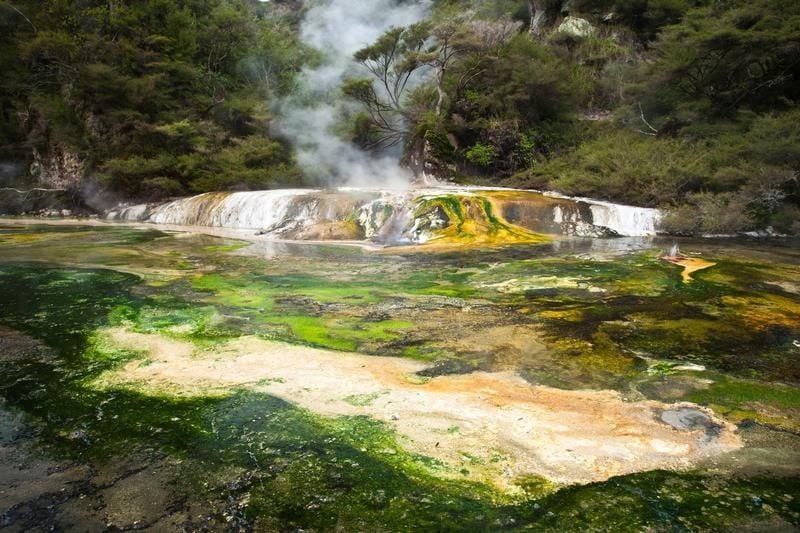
(0, 222), (799, 531)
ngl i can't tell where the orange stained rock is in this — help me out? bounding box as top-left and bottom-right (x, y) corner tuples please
(663, 255), (716, 283)
(94, 327), (742, 492)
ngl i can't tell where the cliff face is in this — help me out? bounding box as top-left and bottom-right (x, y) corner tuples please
(30, 146), (85, 190)
(0, 188), (82, 216)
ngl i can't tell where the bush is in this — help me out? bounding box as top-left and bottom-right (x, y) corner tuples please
(141, 177), (185, 199)
(4, 0), (307, 200)
(660, 191), (756, 235)
(465, 142), (497, 168)
(545, 127), (709, 206)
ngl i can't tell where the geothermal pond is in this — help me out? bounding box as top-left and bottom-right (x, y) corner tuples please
(0, 221), (799, 531)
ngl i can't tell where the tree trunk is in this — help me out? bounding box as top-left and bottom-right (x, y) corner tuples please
(527, 0), (559, 37)
(435, 68), (446, 116)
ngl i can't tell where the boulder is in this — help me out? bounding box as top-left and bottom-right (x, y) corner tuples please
(557, 16), (595, 37)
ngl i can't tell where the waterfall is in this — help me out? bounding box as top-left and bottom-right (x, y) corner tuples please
(107, 187), (664, 243)
(147, 190), (315, 230)
(541, 192), (661, 237)
(587, 201), (661, 237)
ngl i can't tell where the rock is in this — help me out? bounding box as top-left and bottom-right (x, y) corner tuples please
(673, 363), (706, 372)
(743, 226), (786, 238)
(0, 188), (76, 216)
(660, 407), (712, 432)
(557, 16), (595, 37)
(31, 146), (85, 190)
(0, 326), (54, 361)
(407, 205), (449, 243)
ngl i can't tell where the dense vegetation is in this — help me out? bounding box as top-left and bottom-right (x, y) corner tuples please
(363, 0), (799, 234)
(0, 0), (307, 198)
(1, 0), (799, 233)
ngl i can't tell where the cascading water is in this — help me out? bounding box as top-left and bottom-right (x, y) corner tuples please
(148, 190), (315, 230)
(107, 187), (663, 244)
(542, 192), (661, 237)
(587, 201), (661, 237)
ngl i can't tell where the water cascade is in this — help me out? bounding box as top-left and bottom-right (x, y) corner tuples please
(108, 188), (662, 244)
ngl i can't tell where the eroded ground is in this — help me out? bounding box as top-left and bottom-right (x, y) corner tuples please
(0, 221), (799, 531)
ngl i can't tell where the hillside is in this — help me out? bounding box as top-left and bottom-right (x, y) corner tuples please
(1, 0), (798, 234)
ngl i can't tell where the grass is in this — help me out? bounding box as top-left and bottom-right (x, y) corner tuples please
(343, 391), (388, 407)
(686, 374), (800, 431)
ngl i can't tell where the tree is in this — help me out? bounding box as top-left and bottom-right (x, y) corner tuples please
(527, 0), (561, 37)
(344, 18), (484, 149)
(342, 24), (430, 149)
(0, 0), (306, 198)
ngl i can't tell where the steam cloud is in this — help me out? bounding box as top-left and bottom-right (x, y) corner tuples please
(277, 0), (431, 189)
(0, 162), (24, 187)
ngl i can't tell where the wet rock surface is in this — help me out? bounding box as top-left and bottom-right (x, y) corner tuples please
(661, 407), (714, 432)
(0, 327), (55, 361)
(0, 188), (91, 217)
(0, 425), (226, 533)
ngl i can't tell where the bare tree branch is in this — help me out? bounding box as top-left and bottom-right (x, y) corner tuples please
(1, 2), (37, 33)
(637, 103), (659, 136)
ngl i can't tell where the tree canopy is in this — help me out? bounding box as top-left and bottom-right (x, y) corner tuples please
(342, 0), (799, 233)
(0, 0), (797, 233)
(1, 0), (308, 198)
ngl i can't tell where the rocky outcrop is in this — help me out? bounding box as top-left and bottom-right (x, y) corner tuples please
(30, 146), (85, 190)
(108, 188), (663, 241)
(527, 0), (561, 37)
(0, 187), (85, 216)
(557, 16), (596, 37)
(406, 137), (456, 185)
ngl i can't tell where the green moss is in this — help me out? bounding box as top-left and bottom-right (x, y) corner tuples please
(201, 243), (249, 254)
(413, 195), (550, 246)
(516, 475), (557, 498)
(191, 273), (277, 310)
(261, 316), (413, 353)
(686, 375), (800, 431)
(1, 227), (800, 530)
(343, 391), (388, 407)
(256, 377), (286, 385)
(82, 332), (146, 368)
(273, 315), (357, 351)
(530, 470), (800, 532)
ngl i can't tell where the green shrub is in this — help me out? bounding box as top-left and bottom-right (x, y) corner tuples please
(660, 191), (756, 235)
(465, 143), (497, 168)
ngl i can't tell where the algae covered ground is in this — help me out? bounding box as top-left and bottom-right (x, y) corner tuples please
(0, 222), (799, 531)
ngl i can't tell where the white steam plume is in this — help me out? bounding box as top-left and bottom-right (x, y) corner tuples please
(276, 0), (431, 189)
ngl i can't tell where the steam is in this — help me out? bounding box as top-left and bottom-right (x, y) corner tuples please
(0, 162), (24, 187)
(276, 0), (431, 189)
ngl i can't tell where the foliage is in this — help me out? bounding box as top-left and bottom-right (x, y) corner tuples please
(0, 0), (309, 199)
(536, 107), (800, 230)
(1, 0), (797, 232)
(660, 192), (756, 234)
(397, 0), (799, 233)
(465, 142), (496, 168)
(639, 0), (800, 119)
